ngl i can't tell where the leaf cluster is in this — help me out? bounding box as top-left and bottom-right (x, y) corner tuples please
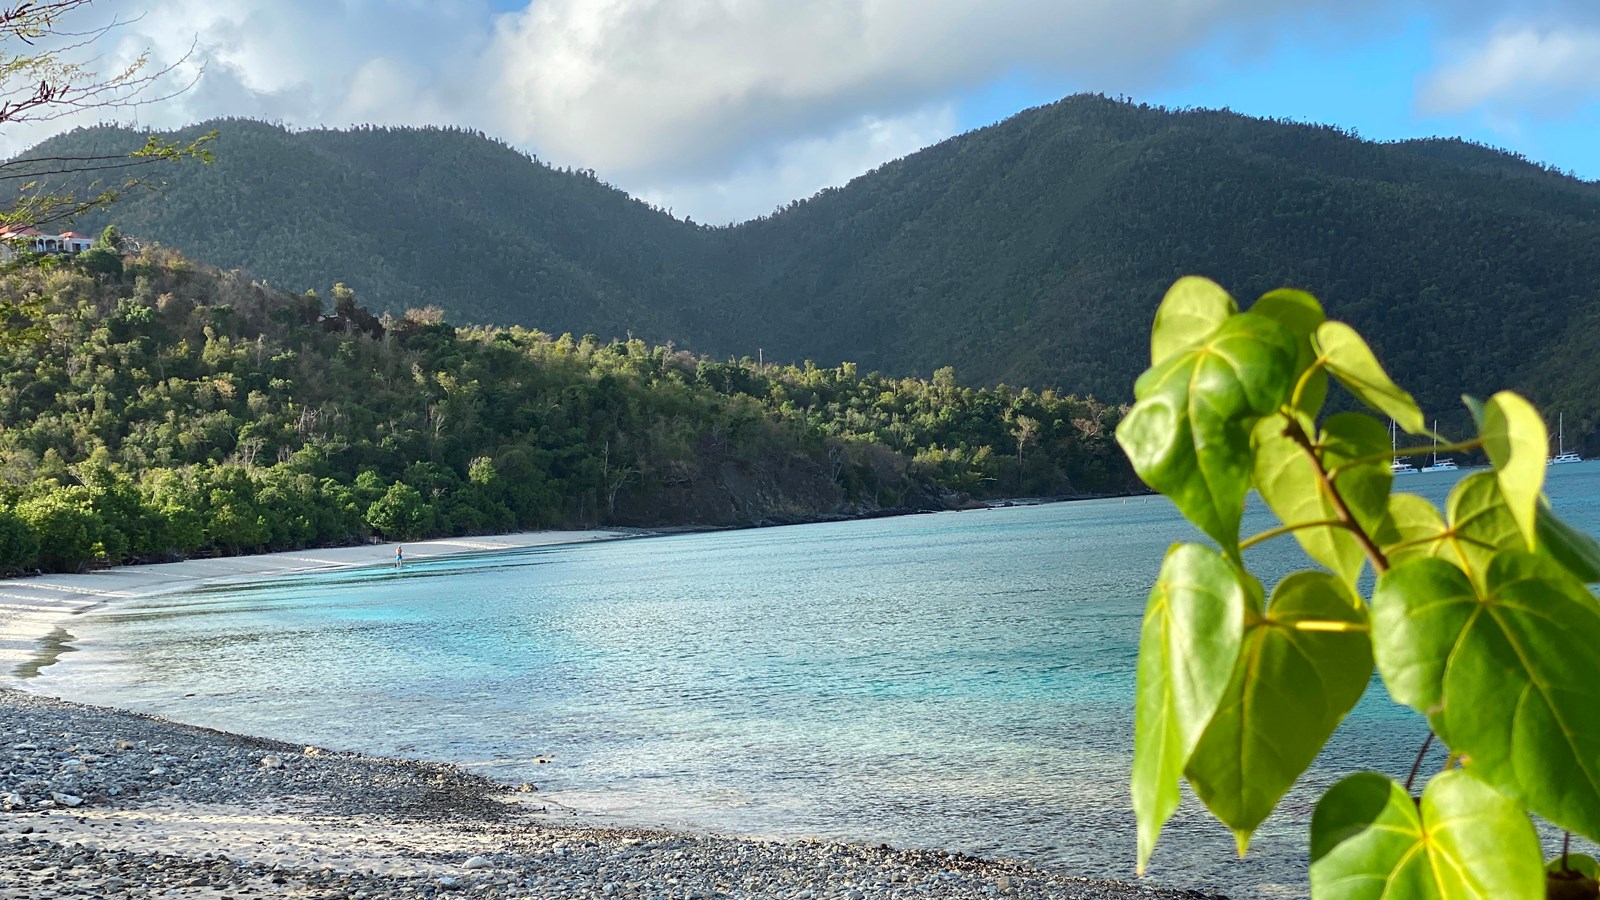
(1117, 277), (1600, 898)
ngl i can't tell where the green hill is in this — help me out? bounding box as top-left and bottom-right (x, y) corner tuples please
(0, 251), (1131, 573)
(18, 94), (1600, 448)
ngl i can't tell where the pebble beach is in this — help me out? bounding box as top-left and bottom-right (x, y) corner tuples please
(0, 534), (1220, 899)
(0, 690), (1216, 899)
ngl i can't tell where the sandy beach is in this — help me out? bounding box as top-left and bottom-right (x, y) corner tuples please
(0, 530), (633, 681)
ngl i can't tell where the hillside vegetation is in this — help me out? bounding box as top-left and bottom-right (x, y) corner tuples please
(21, 94), (1600, 449)
(0, 248), (1132, 572)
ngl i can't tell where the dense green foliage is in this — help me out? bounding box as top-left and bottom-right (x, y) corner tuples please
(0, 250), (1134, 573)
(23, 94), (1600, 452)
(1119, 277), (1600, 899)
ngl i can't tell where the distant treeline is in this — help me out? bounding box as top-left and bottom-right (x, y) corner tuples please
(0, 248), (1135, 573)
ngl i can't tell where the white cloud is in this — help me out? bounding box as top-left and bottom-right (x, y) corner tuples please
(1420, 23), (1600, 117)
(25, 0), (1598, 223)
(485, 0), (1349, 182)
(637, 105), (958, 226)
(0, 0), (498, 155)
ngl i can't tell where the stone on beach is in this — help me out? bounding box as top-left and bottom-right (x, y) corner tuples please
(0, 688), (1220, 899)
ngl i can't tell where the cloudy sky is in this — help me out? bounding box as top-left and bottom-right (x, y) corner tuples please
(5, 1), (1598, 224)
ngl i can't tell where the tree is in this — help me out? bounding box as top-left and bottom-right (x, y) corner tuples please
(15, 488), (101, 571)
(0, 1), (215, 229)
(1118, 277), (1600, 898)
(366, 482), (432, 541)
(0, 504), (38, 570)
(77, 223), (123, 275)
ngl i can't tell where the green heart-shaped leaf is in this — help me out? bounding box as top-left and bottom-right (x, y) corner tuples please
(1150, 276), (1238, 366)
(1118, 312), (1298, 551)
(1538, 502), (1600, 583)
(1132, 543), (1250, 873)
(1252, 412), (1392, 587)
(1309, 769), (1542, 900)
(1252, 288), (1328, 416)
(1440, 472), (1521, 586)
(1382, 492), (1448, 563)
(1314, 321), (1425, 435)
(1372, 551), (1600, 843)
(1477, 391), (1547, 549)
(1385, 476), (1596, 587)
(1186, 571), (1372, 851)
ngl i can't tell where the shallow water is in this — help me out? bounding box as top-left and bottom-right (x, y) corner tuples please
(24, 463), (1600, 897)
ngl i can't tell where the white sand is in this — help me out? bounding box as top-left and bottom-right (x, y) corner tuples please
(0, 530), (631, 674)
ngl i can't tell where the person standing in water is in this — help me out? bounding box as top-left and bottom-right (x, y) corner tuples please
(395, 546), (404, 569)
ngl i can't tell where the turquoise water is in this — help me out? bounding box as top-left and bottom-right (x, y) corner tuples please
(23, 463), (1600, 897)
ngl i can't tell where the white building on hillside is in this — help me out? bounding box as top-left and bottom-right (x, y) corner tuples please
(0, 226), (94, 257)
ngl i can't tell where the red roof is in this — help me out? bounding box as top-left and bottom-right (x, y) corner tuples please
(58, 231), (88, 239)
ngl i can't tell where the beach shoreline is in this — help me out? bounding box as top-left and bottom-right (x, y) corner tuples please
(0, 506), (1220, 899)
(0, 688), (1215, 899)
(0, 529), (633, 684)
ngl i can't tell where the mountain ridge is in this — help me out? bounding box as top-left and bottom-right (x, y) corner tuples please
(16, 93), (1600, 448)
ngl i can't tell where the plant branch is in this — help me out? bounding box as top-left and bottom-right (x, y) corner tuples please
(1288, 357), (1327, 412)
(1281, 414), (1391, 575)
(1404, 731), (1434, 792)
(1383, 531), (1498, 555)
(1239, 518), (1346, 551)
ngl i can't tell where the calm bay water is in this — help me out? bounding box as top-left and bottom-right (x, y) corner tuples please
(21, 463), (1600, 897)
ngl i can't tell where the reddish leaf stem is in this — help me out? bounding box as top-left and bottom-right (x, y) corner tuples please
(1404, 731), (1434, 793)
(1280, 414), (1391, 576)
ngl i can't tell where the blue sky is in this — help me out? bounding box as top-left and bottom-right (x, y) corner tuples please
(6, 2), (1597, 222)
(959, 8), (1595, 179)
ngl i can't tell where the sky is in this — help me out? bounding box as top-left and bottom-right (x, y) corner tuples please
(3, 0), (1597, 225)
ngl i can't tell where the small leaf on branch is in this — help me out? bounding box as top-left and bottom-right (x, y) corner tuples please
(1313, 321), (1425, 434)
(1251, 411), (1391, 587)
(1149, 276), (1238, 367)
(1131, 543), (1250, 873)
(1385, 475), (1596, 587)
(1382, 492), (1448, 557)
(1251, 288), (1328, 415)
(1185, 571), (1371, 853)
(1538, 502), (1600, 583)
(1474, 390), (1547, 549)
(1118, 313), (1298, 551)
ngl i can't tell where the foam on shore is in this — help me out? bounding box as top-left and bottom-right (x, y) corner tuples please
(0, 530), (630, 678)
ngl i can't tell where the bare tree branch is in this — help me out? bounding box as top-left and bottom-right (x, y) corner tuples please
(0, 1), (212, 234)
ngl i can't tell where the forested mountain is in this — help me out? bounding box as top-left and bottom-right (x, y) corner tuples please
(0, 248), (1131, 573)
(17, 94), (1600, 448)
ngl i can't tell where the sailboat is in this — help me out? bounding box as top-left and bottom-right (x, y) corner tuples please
(1390, 419), (1418, 475)
(1549, 412), (1583, 465)
(1420, 419), (1458, 473)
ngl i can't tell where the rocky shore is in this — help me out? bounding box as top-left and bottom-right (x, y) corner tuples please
(1, 689), (1219, 899)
